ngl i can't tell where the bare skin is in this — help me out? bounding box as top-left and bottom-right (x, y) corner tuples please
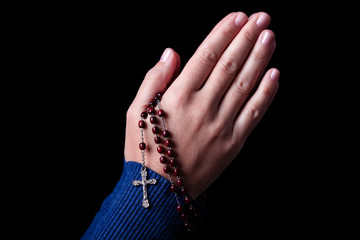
(125, 12), (279, 199)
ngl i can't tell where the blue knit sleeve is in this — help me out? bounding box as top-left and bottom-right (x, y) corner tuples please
(81, 160), (186, 240)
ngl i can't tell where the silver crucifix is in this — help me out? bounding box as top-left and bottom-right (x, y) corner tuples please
(132, 167), (157, 208)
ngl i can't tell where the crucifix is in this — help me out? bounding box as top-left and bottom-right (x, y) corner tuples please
(132, 167), (157, 208)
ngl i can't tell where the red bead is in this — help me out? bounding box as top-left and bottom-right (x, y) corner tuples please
(167, 149), (175, 157)
(184, 221), (191, 230)
(148, 107), (155, 115)
(157, 146), (164, 153)
(162, 130), (170, 137)
(150, 116), (157, 124)
(181, 188), (187, 195)
(159, 156), (167, 164)
(138, 120), (145, 128)
(140, 111), (148, 119)
(163, 165), (171, 173)
(154, 136), (162, 144)
(176, 204), (183, 213)
(188, 204), (195, 212)
(165, 139), (171, 147)
(173, 168), (179, 176)
(155, 92), (162, 101)
(181, 212), (187, 220)
(177, 178), (183, 187)
(170, 184), (176, 192)
(185, 195), (192, 204)
(169, 158), (176, 167)
(139, 143), (146, 150)
(152, 126), (159, 134)
(158, 109), (165, 117)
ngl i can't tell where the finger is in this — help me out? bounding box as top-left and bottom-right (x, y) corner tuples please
(178, 12), (248, 92)
(233, 68), (280, 141)
(170, 51), (181, 84)
(201, 12), (271, 106)
(133, 48), (180, 109)
(219, 29), (276, 120)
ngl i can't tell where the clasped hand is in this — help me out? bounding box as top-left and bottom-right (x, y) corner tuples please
(125, 12), (280, 198)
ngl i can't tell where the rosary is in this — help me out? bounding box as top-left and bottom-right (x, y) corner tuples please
(132, 92), (198, 231)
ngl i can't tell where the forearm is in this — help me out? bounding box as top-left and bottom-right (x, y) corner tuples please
(81, 160), (189, 240)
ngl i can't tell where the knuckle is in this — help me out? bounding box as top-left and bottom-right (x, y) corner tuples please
(220, 24), (235, 39)
(144, 67), (163, 81)
(197, 47), (218, 67)
(246, 103), (261, 121)
(242, 28), (257, 44)
(220, 58), (239, 75)
(253, 48), (269, 63)
(261, 84), (274, 97)
(215, 119), (231, 138)
(234, 77), (252, 94)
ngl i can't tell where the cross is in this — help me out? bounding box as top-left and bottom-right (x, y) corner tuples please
(132, 167), (157, 208)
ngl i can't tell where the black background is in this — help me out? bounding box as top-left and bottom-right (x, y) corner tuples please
(14, 1), (355, 239)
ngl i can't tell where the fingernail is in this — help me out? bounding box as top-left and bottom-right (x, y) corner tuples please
(261, 31), (274, 46)
(160, 48), (171, 62)
(270, 69), (280, 81)
(256, 13), (269, 28)
(234, 12), (247, 26)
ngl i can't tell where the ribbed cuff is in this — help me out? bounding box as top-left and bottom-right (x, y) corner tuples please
(81, 160), (184, 240)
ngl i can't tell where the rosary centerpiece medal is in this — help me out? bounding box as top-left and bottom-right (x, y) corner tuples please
(132, 166), (157, 208)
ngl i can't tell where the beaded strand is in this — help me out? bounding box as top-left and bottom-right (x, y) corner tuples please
(138, 92), (198, 231)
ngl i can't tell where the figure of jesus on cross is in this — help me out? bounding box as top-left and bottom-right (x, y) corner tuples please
(132, 167), (157, 208)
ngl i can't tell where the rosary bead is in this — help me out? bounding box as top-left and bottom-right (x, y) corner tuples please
(155, 92), (162, 101)
(150, 116), (157, 124)
(163, 165), (171, 173)
(173, 168), (179, 176)
(180, 212), (187, 220)
(140, 111), (148, 119)
(157, 146), (164, 153)
(188, 204), (196, 213)
(139, 143), (146, 150)
(170, 184), (176, 192)
(176, 204), (183, 213)
(158, 109), (165, 117)
(162, 130), (170, 137)
(169, 158), (176, 167)
(165, 139), (171, 147)
(154, 92), (162, 102)
(152, 126), (159, 134)
(154, 136), (162, 144)
(181, 187), (187, 195)
(167, 149), (175, 157)
(185, 195), (192, 204)
(177, 178), (184, 187)
(148, 107), (155, 115)
(138, 120), (146, 128)
(184, 221), (191, 231)
(159, 156), (167, 164)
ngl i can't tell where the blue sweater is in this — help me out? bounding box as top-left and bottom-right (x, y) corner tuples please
(81, 160), (203, 239)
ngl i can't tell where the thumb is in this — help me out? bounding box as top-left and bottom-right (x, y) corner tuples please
(133, 48), (180, 109)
